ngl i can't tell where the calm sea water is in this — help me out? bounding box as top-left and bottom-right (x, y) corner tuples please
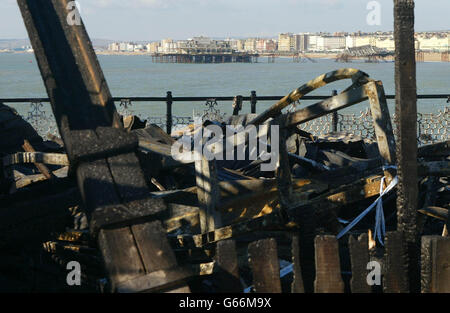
(0, 53), (448, 120)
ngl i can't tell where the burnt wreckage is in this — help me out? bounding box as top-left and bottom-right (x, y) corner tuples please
(0, 0), (449, 293)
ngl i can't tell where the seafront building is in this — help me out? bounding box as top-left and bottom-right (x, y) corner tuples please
(104, 31), (449, 55)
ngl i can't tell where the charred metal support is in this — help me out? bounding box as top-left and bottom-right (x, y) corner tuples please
(250, 90), (257, 114)
(394, 0), (420, 292)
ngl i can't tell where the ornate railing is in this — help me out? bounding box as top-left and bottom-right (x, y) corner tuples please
(1, 92), (449, 146)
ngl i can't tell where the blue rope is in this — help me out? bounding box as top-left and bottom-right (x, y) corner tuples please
(336, 175), (398, 245)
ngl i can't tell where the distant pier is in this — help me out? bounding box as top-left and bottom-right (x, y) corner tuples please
(151, 52), (259, 63)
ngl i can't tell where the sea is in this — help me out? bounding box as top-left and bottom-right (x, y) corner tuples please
(0, 53), (449, 122)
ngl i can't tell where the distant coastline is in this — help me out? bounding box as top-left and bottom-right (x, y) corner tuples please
(1, 50), (449, 62)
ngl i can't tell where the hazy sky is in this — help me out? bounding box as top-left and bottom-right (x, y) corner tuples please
(1, 0), (448, 41)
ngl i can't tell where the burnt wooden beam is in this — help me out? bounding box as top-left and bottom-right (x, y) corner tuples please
(290, 235), (305, 293)
(348, 233), (371, 293)
(284, 83), (369, 127)
(314, 235), (344, 293)
(394, 0), (420, 292)
(17, 0), (190, 292)
(195, 157), (222, 233)
(383, 231), (409, 293)
(248, 238), (282, 293)
(248, 68), (369, 126)
(421, 236), (450, 293)
(214, 240), (242, 292)
(366, 81), (397, 181)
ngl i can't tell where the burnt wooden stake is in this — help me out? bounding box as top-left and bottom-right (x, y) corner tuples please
(248, 238), (282, 293)
(195, 157), (222, 233)
(348, 233), (371, 293)
(214, 239), (241, 292)
(394, 0), (420, 292)
(314, 235), (344, 293)
(383, 231), (409, 293)
(291, 235), (305, 293)
(420, 236), (450, 293)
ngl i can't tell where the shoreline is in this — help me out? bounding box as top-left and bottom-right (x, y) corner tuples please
(1, 50), (449, 63)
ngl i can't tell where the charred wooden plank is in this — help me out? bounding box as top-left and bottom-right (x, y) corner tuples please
(348, 233), (371, 293)
(383, 231), (409, 293)
(421, 236), (450, 293)
(314, 235), (344, 293)
(17, 0), (189, 293)
(248, 68), (369, 126)
(22, 139), (54, 180)
(248, 238), (282, 293)
(214, 240), (242, 292)
(195, 157), (222, 233)
(366, 81), (397, 181)
(290, 235), (305, 293)
(284, 83), (369, 127)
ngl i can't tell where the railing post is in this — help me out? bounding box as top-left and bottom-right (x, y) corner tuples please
(166, 91), (173, 135)
(232, 95), (243, 116)
(250, 90), (257, 114)
(331, 90), (338, 132)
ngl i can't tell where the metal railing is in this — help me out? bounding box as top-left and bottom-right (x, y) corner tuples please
(1, 92), (449, 145)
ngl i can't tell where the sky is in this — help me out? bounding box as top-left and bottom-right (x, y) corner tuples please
(0, 0), (449, 41)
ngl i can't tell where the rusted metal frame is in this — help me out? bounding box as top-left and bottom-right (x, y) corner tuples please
(17, 0), (189, 293)
(248, 68), (370, 126)
(394, 0), (420, 292)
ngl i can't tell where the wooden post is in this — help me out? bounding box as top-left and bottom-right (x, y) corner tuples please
(291, 235), (305, 293)
(365, 80), (397, 181)
(383, 231), (409, 293)
(195, 157), (222, 233)
(421, 236), (450, 293)
(348, 233), (371, 293)
(248, 238), (282, 293)
(166, 91), (173, 135)
(394, 0), (420, 292)
(314, 235), (344, 293)
(214, 240), (242, 292)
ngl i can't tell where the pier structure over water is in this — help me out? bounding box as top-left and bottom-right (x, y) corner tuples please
(151, 52), (259, 63)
